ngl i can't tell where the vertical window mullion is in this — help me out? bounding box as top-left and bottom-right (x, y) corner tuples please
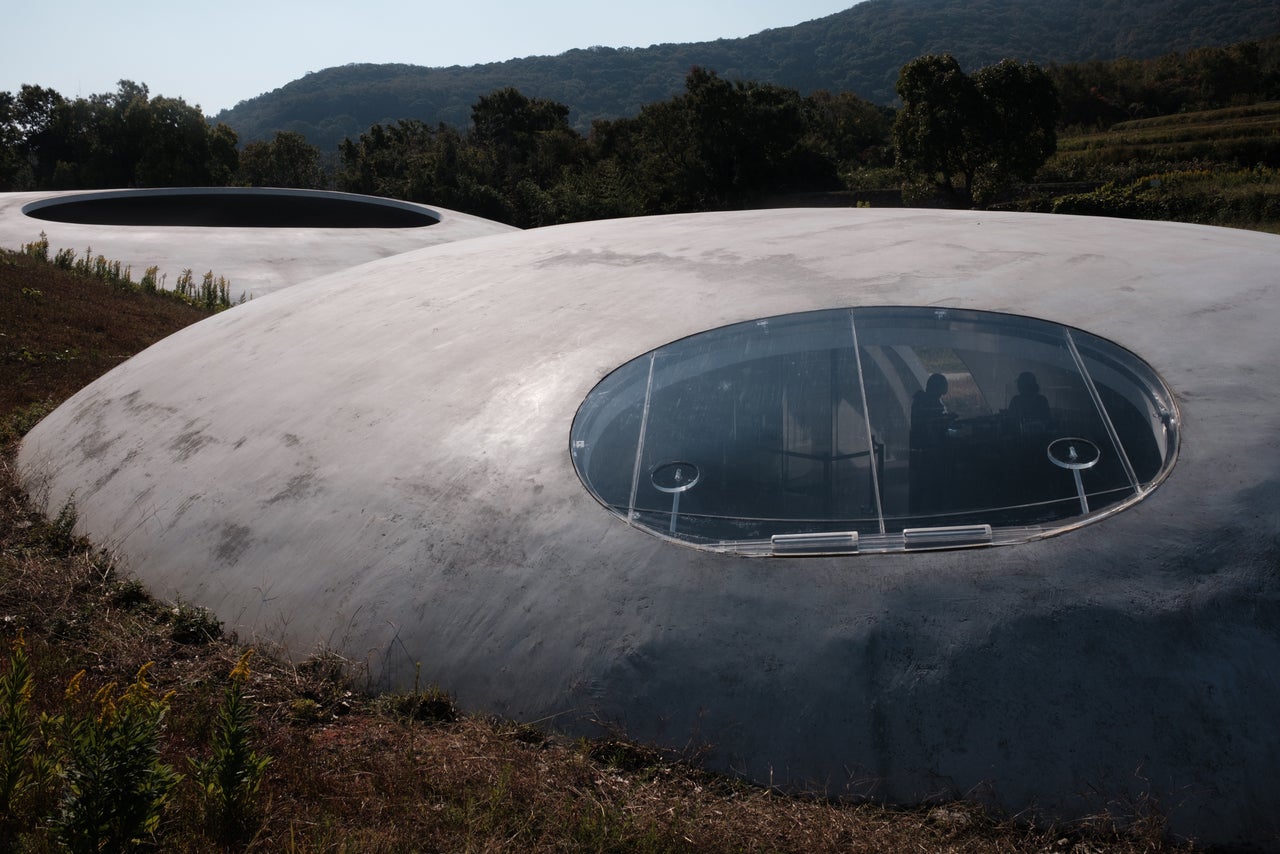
(1064, 328), (1141, 494)
(627, 352), (657, 524)
(850, 311), (886, 534)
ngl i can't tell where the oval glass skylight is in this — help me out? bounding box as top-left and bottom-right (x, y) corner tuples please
(570, 307), (1178, 555)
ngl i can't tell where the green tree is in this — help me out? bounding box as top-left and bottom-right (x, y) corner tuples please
(549, 157), (645, 222)
(336, 120), (476, 213)
(329, 69), (878, 224)
(893, 55), (1060, 206)
(800, 90), (894, 175)
(110, 81), (152, 186)
(237, 130), (322, 188)
(466, 87), (584, 225)
(1, 81), (240, 190)
(0, 91), (32, 189)
(971, 60), (1059, 199)
(594, 68), (848, 214)
(11, 85), (68, 188)
(683, 68), (817, 206)
(337, 120), (437, 198)
(135, 95), (224, 186)
(892, 54), (987, 205)
(207, 122), (240, 185)
(1050, 37), (1280, 130)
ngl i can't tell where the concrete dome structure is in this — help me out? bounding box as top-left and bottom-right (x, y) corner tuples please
(0, 187), (516, 298)
(16, 208), (1280, 847)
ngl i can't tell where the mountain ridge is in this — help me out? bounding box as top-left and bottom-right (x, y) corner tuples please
(215, 0), (1280, 149)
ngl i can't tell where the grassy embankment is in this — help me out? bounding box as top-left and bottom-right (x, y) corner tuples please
(1023, 100), (1280, 233)
(0, 238), (1206, 851)
(838, 100), (1280, 232)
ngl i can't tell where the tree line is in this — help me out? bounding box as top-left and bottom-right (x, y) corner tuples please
(0, 82), (330, 195)
(1053, 36), (1280, 128)
(335, 69), (898, 226)
(214, 0), (1280, 151)
(0, 82), (238, 190)
(1, 71), (902, 226)
(2, 38), (1276, 226)
(0, 60), (1054, 225)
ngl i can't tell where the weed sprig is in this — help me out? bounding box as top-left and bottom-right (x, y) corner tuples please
(0, 639), (272, 851)
(21, 233), (243, 312)
(191, 650), (272, 844)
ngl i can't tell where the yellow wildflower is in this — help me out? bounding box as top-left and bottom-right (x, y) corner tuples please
(64, 669), (85, 701)
(229, 649), (255, 683)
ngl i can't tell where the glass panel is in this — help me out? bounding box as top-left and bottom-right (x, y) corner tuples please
(853, 308), (1135, 532)
(570, 354), (651, 514)
(569, 307), (1177, 554)
(632, 311), (879, 543)
(1072, 330), (1177, 487)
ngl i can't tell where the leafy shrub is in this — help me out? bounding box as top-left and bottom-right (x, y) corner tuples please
(173, 268), (194, 299)
(0, 633), (52, 842)
(25, 497), (83, 557)
(109, 579), (153, 611)
(583, 737), (665, 772)
(21, 233), (49, 263)
(377, 662), (458, 724)
(2, 637), (194, 850)
(169, 601), (222, 645)
(288, 697), (321, 724)
(139, 266), (160, 294)
(198, 271), (231, 312)
(1050, 166), (1280, 225)
(380, 683), (457, 724)
(190, 651), (271, 844)
(294, 649), (360, 714)
(46, 663), (180, 852)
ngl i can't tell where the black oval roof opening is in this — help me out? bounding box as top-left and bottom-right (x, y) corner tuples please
(22, 189), (439, 229)
(571, 307), (1179, 555)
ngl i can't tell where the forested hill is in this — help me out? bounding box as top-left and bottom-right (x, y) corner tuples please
(216, 0), (1279, 149)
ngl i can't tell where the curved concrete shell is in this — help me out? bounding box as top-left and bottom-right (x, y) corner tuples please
(16, 209), (1280, 847)
(0, 187), (516, 298)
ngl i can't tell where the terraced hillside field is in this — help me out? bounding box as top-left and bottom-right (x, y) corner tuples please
(1055, 101), (1280, 171)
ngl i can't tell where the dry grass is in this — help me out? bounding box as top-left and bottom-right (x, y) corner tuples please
(0, 245), (1200, 851)
(0, 246), (208, 420)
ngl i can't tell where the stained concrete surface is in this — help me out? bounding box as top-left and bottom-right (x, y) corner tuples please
(15, 208), (1280, 847)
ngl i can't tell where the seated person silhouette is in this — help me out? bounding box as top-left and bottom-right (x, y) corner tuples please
(1005, 371), (1055, 506)
(909, 373), (957, 516)
(1007, 371), (1052, 434)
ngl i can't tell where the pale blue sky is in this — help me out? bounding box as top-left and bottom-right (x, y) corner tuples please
(2, 1), (858, 115)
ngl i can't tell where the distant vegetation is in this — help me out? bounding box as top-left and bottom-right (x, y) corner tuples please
(211, 0), (1280, 150)
(1052, 39), (1280, 129)
(1050, 102), (1280, 175)
(1046, 165), (1280, 228)
(0, 82), (239, 191)
(2, 22), (1278, 231)
(1030, 102), (1280, 231)
(333, 70), (894, 225)
(894, 56), (1059, 206)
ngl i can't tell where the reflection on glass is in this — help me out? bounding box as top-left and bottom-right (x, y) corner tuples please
(570, 307), (1178, 554)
